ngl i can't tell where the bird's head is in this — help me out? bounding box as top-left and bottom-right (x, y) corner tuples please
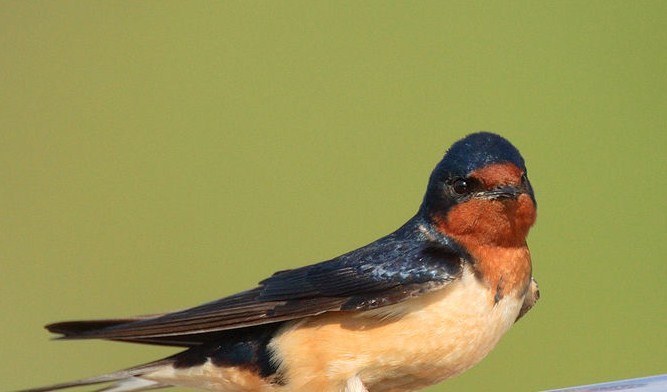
(420, 132), (537, 248)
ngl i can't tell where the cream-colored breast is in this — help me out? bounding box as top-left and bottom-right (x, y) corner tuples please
(271, 265), (525, 392)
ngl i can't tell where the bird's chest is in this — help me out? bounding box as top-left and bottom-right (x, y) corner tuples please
(273, 268), (526, 392)
(357, 271), (524, 391)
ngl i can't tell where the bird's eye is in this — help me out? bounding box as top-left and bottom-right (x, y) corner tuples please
(452, 178), (469, 195)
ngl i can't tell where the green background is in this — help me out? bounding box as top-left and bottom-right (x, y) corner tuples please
(2, 2), (665, 391)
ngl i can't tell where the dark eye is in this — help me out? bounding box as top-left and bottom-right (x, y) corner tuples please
(452, 178), (469, 195)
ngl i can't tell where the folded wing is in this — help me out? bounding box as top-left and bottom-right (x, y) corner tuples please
(48, 224), (463, 347)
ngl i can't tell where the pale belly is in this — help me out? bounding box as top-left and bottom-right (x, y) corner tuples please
(271, 268), (525, 392)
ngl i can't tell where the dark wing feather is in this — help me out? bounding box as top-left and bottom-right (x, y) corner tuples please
(47, 219), (463, 345)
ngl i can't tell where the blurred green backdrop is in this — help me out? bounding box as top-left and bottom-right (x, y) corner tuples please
(2, 2), (666, 391)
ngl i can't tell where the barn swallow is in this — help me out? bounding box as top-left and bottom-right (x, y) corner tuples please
(21, 132), (539, 392)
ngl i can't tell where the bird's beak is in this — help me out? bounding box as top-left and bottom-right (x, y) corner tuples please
(475, 184), (526, 200)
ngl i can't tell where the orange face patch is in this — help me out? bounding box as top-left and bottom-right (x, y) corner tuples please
(431, 162), (536, 296)
(434, 194), (536, 247)
(434, 162), (535, 247)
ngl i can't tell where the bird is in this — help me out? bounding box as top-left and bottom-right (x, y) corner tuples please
(20, 132), (539, 392)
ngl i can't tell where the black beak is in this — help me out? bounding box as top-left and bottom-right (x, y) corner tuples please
(476, 185), (525, 200)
